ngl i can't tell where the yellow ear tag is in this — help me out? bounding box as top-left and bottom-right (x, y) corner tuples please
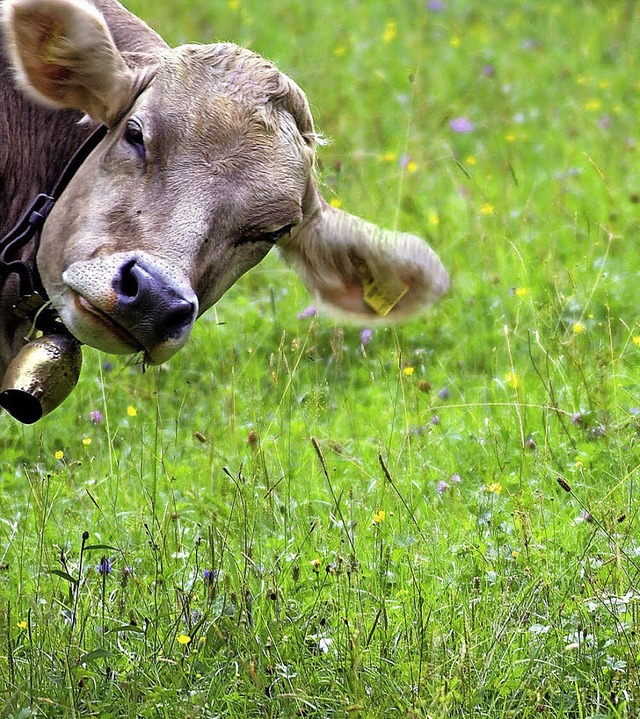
(359, 264), (409, 317)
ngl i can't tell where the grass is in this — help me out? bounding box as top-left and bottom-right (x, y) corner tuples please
(2, 0), (640, 716)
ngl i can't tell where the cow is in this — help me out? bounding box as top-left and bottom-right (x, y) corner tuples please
(0, 0), (448, 422)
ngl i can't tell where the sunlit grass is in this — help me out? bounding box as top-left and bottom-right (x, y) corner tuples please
(2, 0), (640, 717)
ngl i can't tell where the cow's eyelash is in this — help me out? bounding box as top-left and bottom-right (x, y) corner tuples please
(123, 119), (146, 160)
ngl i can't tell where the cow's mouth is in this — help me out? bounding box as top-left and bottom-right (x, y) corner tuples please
(73, 294), (145, 354)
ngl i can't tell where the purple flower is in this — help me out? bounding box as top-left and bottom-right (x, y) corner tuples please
(437, 480), (449, 495)
(571, 412), (582, 426)
(97, 557), (113, 575)
(102, 361), (112, 372)
(450, 473), (462, 483)
(203, 568), (219, 585)
(360, 329), (373, 346)
(438, 387), (451, 400)
(449, 117), (475, 134)
(431, 414), (440, 425)
(89, 409), (103, 425)
(297, 304), (317, 320)
(482, 65), (496, 77)
(427, 0), (444, 10)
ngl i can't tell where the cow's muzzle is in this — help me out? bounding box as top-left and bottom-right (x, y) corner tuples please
(57, 252), (198, 364)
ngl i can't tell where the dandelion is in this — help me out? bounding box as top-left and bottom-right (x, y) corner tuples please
(382, 20), (397, 43)
(127, 405), (137, 417)
(297, 304), (317, 320)
(405, 160), (418, 173)
(82, 437), (92, 447)
(329, 197), (342, 209)
(17, 620), (27, 630)
(514, 287), (528, 297)
(505, 371), (519, 389)
(465, 155), (477, 166)
(177, 634), (191, 645)
(486, 482), (502, 494)
(54, 450), (64, 460)
(403, 366), (414, 376)
(97, 557), (113, 575)
(480, 203), (495, 216)
(373, 509), (386, 524)
(572, 322), (584, 334)
(449, 116), (474, 133)
(89, 409), (103, 425)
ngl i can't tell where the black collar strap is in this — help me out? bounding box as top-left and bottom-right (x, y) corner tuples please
(0, 124), (108, 333)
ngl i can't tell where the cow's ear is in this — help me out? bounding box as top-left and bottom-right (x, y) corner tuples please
(278, 185), (449, 323)
(3, 0), (142, 125)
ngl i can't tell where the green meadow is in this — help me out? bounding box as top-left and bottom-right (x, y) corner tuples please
(2, 0), (640, 716)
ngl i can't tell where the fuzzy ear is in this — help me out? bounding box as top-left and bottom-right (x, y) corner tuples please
(279, 188), (449, 323)
(2, 0), (144, 125)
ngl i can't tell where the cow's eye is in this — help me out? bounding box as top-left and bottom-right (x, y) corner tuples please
(262, 223), (295, 244)
(123, 120), (145, 160)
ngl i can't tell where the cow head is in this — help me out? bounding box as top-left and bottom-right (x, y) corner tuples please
(3, 0), (448, 367)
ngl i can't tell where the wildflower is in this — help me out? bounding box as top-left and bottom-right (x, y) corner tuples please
(428, 210), (440, 227)
(437, 480), (449, 495)
(450, 35), (461, 48)
(311, 558), (321, 572)
(228, 0), (239, 9)
(514, 287), (528, 297)
(297, 304), (317, 319)
(177, 634), (191, 645)
(465, 155), (477, 166)
(360, 329), (373, 346)
(427, 0), (444, 11)
(127, 405), (137, 417)
(329, 197), (342, 209)
(632, 336), (640, 347)
(449, 117), (474, 133)
(438, 387), (451, 400)
(486, 482), (502, 494)
(382, 150), (398, 163)
(584, 99), (601, 111)
(54, 450), (64, 460)
(450, 473), (462, 483)
(203, 568), (218, 585)
(382, 20), (397, 43)
(373, 510), (386, 524)
(82, 437), (92, 447)
(334, 45), (346, 58)
(17, 620), (27, 630)
(431, 414), (440, 425)
(102, 361), (112, 372)
(482, 65), (495, 77)
(505, 371), (519, 389)
(403, 366), (414, 376)
(97, 557), (113, 576)
(480, 203), (495, 215)
(572, 322), (584, 334)
(89, 409), (103, 425)
(405, 160), (418, 174)
(571, 412), (582, 425)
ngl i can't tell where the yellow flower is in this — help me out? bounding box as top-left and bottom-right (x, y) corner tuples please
(505, 133), (517, 143)
(17, 620), (27, 630)
(382, 20), (397, 43)
(54, 450), (64, 460)
(403, 366), (414, 376)
(82, 437), (92, 446)
(450, 35), (461, 48)
(465, 155), (477, 166)
(373, 510), (386, 524)
(406, 160), (418, 174)
(480, 203), (495, 216)
(227, 0), (240, 9)
(514, 287), (528, 297)
(572, 322), (584, 334)
(329, 198), (342, 209)
(127, 405), (137, 417)
(584, 99), (601, 111)
(334, 45), (346, 58)
(177, 634), (191, 645)
(505, 371), (519, 389)
(428, 210), (440, 227)
(632, 336), (640, 347)
(381, 150), (397, 163)
(486, 482), (502, 494)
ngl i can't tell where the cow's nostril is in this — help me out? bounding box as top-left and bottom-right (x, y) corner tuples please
(116, 260), (140, 299)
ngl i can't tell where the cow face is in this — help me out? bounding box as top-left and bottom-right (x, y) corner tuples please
(3, 0), (449, 366)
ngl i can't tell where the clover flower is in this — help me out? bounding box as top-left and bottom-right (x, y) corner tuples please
(450, 117), (475, 133)
(89, 409), (103, 425)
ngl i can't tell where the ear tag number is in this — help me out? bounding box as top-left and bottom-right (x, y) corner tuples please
(358, 263), (409, 317)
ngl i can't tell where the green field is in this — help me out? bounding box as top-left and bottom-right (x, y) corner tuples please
(2, 0), (640, 716)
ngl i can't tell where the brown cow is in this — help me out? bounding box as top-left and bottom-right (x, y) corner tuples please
(0, 0), (448, 420)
